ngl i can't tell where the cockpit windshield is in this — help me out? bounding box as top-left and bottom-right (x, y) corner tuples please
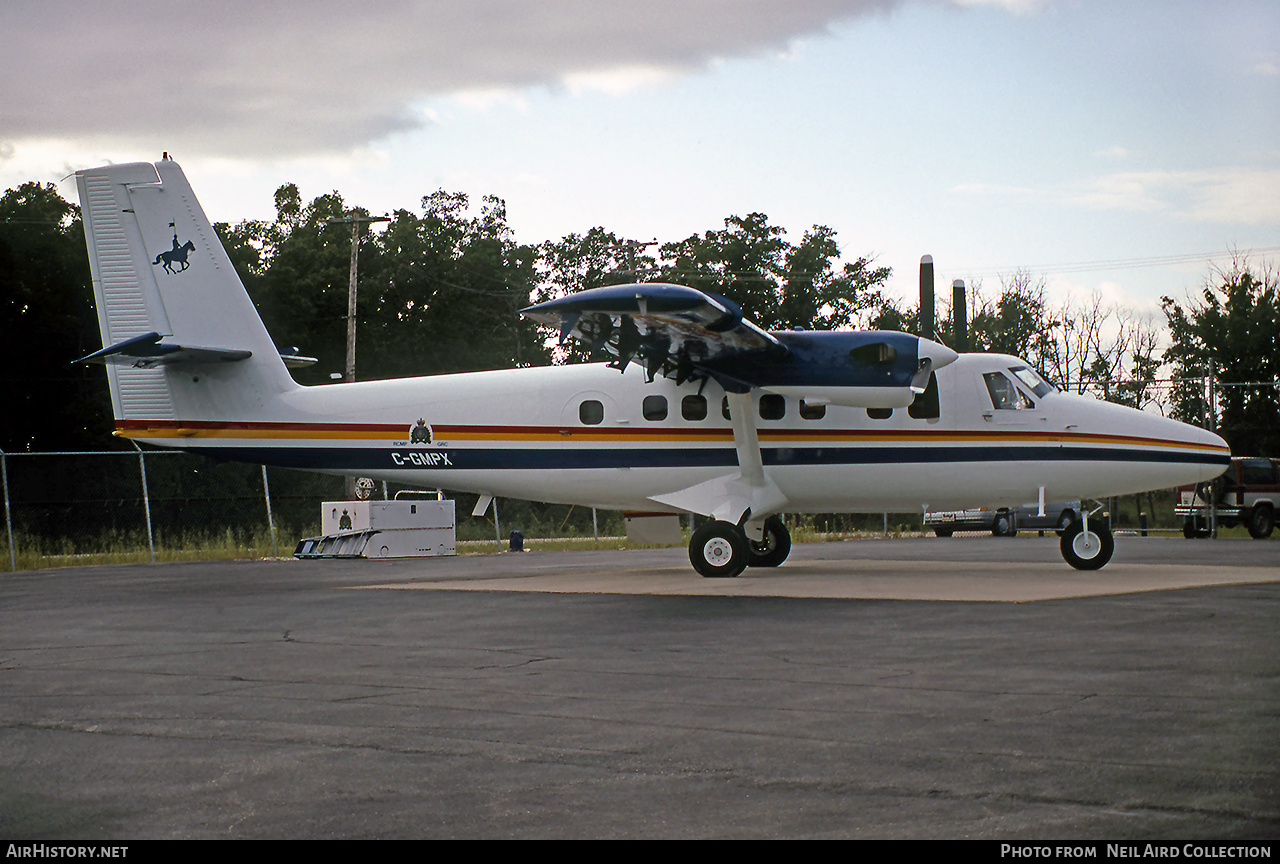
(1009, 366), (1055, 398)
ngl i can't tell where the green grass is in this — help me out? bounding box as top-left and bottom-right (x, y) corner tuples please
(3, 527), (292, 571)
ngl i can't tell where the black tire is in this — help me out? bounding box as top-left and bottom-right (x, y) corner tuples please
(1247, 506), (1274, 540)
(747, 516), (791, 567)
(1060, 520), (1114, 570)
(1183, 516), (1212, 538)
(934, 528), (954, 538)
(689, 520), (749, 578)
(991, 513), (1016, 537)
(1055, 510), (1075, 536)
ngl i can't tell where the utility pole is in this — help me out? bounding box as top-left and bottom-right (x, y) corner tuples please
(327, 214), (390, 384)
(1208, 359), (1218, 538)
(327, 214), (389, 499)
(617, 239), (658, 279)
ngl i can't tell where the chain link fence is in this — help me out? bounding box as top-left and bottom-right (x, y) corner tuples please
(1, 449), (944, 572)
(0, 448), (651, 571)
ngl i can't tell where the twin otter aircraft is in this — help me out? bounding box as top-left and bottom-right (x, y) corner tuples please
(75, 159), (1230, 576)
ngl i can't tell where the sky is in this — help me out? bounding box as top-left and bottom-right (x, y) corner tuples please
(3, 0), (1278, 317)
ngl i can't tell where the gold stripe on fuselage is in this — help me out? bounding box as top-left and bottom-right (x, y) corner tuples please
(114, 421), (1230, 454)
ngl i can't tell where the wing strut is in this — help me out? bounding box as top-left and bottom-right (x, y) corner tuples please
(649, 392), (787, 541)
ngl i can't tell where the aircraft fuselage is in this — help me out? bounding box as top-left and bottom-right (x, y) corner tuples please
(117, 353), (1229, 516)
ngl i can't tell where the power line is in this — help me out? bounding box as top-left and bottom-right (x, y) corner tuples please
(952, 246), (1280, 279)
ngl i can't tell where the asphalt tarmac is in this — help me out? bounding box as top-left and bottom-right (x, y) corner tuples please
(1, 535), (1277, 840)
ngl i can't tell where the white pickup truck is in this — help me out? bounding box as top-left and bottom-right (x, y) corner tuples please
(1175, 456), (1278, 539)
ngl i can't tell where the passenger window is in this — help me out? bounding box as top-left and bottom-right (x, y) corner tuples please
(681, 394), (707, 421)
(759, 394), (785, 420)
(642, 395), (668, 421)
(579, 399), (604, 425)
(984, 372), (1034, 410)
(799, 400), (826, 420)
(908, 372), (940, 420)
(867, 407), (892, 420)
(722, 396), (732, 420)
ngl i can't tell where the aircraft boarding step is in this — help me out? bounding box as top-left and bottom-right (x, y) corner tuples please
(294, 530), (379, 558)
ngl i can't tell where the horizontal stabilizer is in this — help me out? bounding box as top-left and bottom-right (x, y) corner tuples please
(76, 331), (252, 368)
(278, 349), (319, 369)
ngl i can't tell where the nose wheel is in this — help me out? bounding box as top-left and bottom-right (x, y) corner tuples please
(1060, 518), (1114, 570)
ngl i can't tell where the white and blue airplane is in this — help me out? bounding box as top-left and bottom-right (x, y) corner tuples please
(74, 159), (1230, 576)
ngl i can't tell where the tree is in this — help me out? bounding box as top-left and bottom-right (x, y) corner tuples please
(655, 214), (891, 332)
(1163, 259), (1280, 455)
(967, 271), (1049, 361)
(538, 227), (650, 299)
(361, 191), (547, 376)
(251, 188), (363, 384)
(227, 182), (549, 384)
(0, 182), (110, 450)
(537, 228), (651, 364)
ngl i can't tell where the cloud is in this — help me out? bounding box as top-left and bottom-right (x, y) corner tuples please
(1, 0), (902, 158)
(1070, 168), (1280, 224)
(953, 167), (1280, 225)
(948, 0), (1051, 13)
(1251, 55), (1280, 76)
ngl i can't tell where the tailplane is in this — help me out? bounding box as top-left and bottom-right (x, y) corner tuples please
(76, 159), (296, 427)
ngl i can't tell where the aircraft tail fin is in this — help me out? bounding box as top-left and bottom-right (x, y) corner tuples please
(75, 159), (296, 426)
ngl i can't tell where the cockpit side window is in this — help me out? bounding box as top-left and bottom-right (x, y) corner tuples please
(984, 372), (1035, 410)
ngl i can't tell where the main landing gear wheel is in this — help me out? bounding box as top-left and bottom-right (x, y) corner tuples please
(1060, 519), (1114, 570)
(689, 520), (749, 578)
(747, 516), (791, 568)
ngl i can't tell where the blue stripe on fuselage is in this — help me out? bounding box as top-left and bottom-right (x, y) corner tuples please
(187, 444), (1231, 472)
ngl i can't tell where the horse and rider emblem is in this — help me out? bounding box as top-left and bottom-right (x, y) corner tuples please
(410, 419), (433, 444)
(154, 222), (195, 274)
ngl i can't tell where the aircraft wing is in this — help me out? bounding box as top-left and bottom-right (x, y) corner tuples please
(521, 283), (786, 387)
(521, 283), (957, 402)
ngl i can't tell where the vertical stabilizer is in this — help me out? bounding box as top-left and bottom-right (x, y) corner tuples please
(76, 159), (295, 425)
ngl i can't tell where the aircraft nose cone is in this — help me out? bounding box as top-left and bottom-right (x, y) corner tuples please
(1140, 409), (1232, 483)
